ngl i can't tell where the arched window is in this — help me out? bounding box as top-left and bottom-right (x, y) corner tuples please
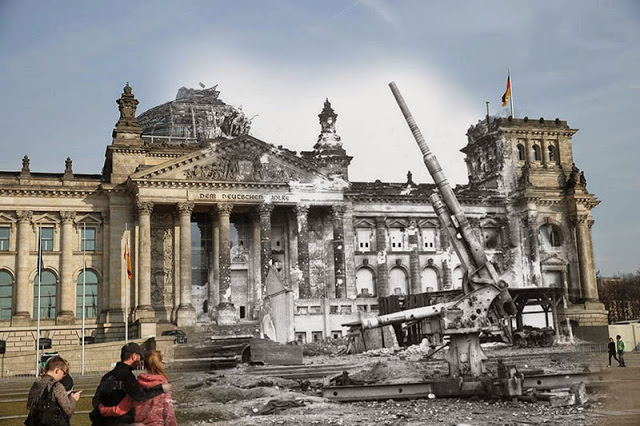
(539, 224), (563, 248)
(76, 270), (99, 318)
(389, 267), (408, 296)
(547, 145), (556, 163)
(355, 267), (376, 297)
(517, 144), (525, 161)
(532, 145), (541, 161)
(421, 267), (438, 292)
(452, 266), (464, 290)
(0, 270), (13, 320)
(33, 270), (57, 319)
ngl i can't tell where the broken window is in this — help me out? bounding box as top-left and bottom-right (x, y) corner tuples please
(390, 228), (404, 251)
(547, 145), (556, 163)
(539, 224), (563, 248)
(532, 144), (541, 161)
(329, 305), (338, 314)
(483, 228), (502, 249)
(295, 332), (306, 344)
(340, 305), (352, 314)
(332, 330), (342, 339)
(312, 331), (323, 342)
(370, 304), (379, 312)
(421, 228), (436, 251)
(309, 305), (321, 314)
(271, 225), (284, 252)
(517, 144), (525, 161)
(297, 306), (309, 315)
(357, 304), (367, 312)
(421, 267), (438, 292)
(356, 228), (373, 251)
(355, 267), (376, 297)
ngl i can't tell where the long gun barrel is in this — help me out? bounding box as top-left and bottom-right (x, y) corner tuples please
(388, 82), (488, 273)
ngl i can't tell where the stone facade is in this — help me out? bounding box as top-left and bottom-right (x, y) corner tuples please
(0, 85), (606, 351)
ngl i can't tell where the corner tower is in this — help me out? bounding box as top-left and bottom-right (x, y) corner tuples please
(464, 116), (607, 337)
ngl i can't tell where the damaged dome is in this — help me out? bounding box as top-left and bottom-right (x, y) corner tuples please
(137, 85), (255, 142)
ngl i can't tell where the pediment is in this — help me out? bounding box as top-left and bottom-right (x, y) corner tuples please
(75, 213), (103, 225)
(32, 213), (60, 224)
(540, 254), (566, 265)
(131, 135), (326, 185)
(0, 212), (16, 223)
(354, 218), (376, 228)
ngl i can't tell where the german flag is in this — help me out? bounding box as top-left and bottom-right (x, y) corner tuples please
(502, 75), (511, 107)
(124, 240), (132, 279)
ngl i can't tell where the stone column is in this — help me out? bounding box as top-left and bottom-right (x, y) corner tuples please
(408, 220), (421, 294)
(295, 204), (311, 298)
(525, 205), (541, 285)
(375, 216), (389, 297)
(208, 210), (220, 309)
(176, 201), (196, 326)
(258, 204), (273, 284)
(442, 259), (452, 290)
(58, 211), (75, 324)
(216, 203), (236, 325)
(135, 201), (154, 318)
(332, 204), (347, 298)
(251, 211), (262, 316)
(575, 215), (599, 302)
(12, 210), (32, 324)
(217, 204), (233, 303)
(100, 215), (110, 322)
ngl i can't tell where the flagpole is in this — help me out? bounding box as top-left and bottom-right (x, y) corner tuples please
(125, 224), (128, 344)
(35, 225), (42, 377)
(81, 223), (86, 375)
(508, 67), (515, 118)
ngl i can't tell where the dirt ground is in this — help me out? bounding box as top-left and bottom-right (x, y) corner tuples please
(168, 343), (640, 426)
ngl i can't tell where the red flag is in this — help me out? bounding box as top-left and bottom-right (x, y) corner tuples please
(501, 75), (511, 107)
(124, 240), (132, 280)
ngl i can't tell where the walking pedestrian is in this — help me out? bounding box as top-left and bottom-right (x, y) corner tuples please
(616, 335), (626, 367)
(607, 337), (619, 367)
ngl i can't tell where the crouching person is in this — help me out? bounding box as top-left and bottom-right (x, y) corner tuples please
(90, 343), (171, 425)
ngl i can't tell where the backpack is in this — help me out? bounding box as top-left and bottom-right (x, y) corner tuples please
(25, 383), (69, 426)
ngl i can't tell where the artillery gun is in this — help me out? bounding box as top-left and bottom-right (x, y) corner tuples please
(344, 83), (520, 395)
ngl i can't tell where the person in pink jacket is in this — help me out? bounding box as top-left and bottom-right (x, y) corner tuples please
(99, 350), (177, 426)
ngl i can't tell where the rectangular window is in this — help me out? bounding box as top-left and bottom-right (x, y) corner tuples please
(0, 226), (9, 251)
(40, 227), (54, 251)
(340, 305), (352, 314)
(311, 331), (323, 342)
(309, 305), (321, 314)
(356, 228), (372, 251)
(295, 332), (307, 344)
(271, 225), (284, 252)
(357, 304), (367, 312)
(422, 228), (436, 251)
(81, 227), (96, 251)
(296, 306), (309, 315)
(390, 229), (404, 251)
(329, 305), (338, 314)
(332, 330), (342, 339)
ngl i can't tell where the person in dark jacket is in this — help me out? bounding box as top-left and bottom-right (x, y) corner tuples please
(90, 343), (171, 425)
(607, 337), (619, 367)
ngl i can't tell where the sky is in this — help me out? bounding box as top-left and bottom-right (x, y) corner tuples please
(0, 1), (638, 276)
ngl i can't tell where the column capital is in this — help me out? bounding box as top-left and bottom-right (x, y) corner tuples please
(375, 216), (387, 227)
(60, 211), (76, 223)
(331, 203), (346, 218)
(216, 203), (234, 216)
(294, 203), (310, 217)
(16, 210), (32, 223)
(137, 201), (154, 215)
(257, 203), (273, 217)
(177, 201), (194, 216)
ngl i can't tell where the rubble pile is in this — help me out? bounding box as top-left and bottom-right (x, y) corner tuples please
(302, 338), (349, 356)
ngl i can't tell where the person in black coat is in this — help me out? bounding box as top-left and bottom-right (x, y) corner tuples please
(90, 343), (171, 425)
(607, 337), (619, 367)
